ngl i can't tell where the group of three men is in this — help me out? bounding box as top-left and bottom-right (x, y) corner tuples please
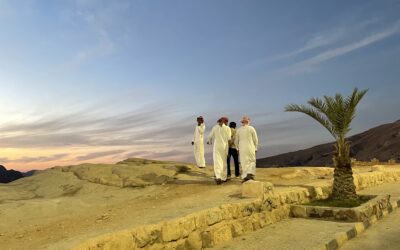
(192, 116), (259, 185)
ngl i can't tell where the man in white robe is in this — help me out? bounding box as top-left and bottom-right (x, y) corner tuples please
(192, 116), (206, 168)
(207, 117), (231, 184)
(235, 116), (258, 182)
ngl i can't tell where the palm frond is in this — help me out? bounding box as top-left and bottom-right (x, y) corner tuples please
(285, 87), (368, 143)
(343, 88), (369, 135)
(285, 104), (336, 139)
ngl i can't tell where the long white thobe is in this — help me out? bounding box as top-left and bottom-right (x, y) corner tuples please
(208, 124), (231, 180)
(235, 125), (258, 179)
(193, 124), (206, 167)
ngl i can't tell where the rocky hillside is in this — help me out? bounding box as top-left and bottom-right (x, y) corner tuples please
(257, 119), (400, 167)
(0, 165), (24, 183)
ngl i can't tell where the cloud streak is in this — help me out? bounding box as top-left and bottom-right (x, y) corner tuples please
(0, 103), (177, 148)
(76, 149), (125, 161)
(265, 30), (345, 64)
(0, 154), (69, 163)
(286, 20), (400, 73)
(251, 18), (382, 66)
(63, 0), (135, 70)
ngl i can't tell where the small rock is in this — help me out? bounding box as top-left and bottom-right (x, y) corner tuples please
(95, 213), (110, 222)
(15, 234), (24, 239)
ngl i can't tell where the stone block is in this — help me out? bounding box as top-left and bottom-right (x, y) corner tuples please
(181, 216), (196, 237)
(354, 222), (365, 234)
(194, 211), (207, 228)
(219, 204), (234, 220)
(251, 214), (262, 230)
(185, 232), (202, 250)
(242, 180), (271, 198)
(134, 224), (161, 248)
(231, 221), (244, 237)
(241, 203), (256, 217)
(201, 231), (213, 248)
(291, 205), (307, 218)
(161, 219), (182, 242)
(211, 223), (233, 245)
(206, 208), (223, 226)
(239, 218), (254, 232)
(335, 232), (348, 248)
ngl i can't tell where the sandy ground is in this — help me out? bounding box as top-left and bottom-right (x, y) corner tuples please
(0, 159), (392, 250)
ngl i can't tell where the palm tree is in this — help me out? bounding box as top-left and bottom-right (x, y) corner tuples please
(285, 88), (368, 200)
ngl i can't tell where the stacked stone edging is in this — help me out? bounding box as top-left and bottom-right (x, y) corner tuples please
(291, 194), (392, 222)
(320, 198), (400, 250)
(74, 168), (400, 250)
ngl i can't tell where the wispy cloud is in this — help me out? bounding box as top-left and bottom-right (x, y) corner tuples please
(262, 30), (345, 64)
(63, 0), (134, 70)
(284, 20), (400, 74)
(1, 154), (69, 163)
(0, 102), (177, 146)
(251, 19), (381, 66)
(76, 149), (125, 161)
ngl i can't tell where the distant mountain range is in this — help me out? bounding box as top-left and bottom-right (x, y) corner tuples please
(257, 119), (400, 167)
(0, 165), (24, 183)
(0, 165), (36, 183)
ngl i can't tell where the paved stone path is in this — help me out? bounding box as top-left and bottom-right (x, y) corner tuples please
(211, 218), (355, 250)
(341, 208), (400, 250)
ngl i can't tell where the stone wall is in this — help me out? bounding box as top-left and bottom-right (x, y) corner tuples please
(74, 187), (314, 250)
(353, 168), (400, 190)
(74, 167), (400, 250)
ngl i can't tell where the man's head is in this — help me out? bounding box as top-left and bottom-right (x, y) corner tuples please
(221, 117), (229, 125)
(240, 116), (250, 125)
(197, 116), (204, 124)
(217, 117), (228, 126)
(229, 122), (236, 128)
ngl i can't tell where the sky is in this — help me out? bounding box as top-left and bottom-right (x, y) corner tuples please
(0, 0), (400, 171)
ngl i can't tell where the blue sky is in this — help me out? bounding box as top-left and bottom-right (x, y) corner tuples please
(0, 0), (400, 171)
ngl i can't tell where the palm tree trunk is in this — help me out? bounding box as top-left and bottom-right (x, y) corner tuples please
(331, 164), (358, 200)
(330, 142), (358, 200)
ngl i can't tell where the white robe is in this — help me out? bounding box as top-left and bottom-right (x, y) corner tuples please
(235, 125), (258, 179)
(208, 124), (231, 180)
(193, 124), (206, 167)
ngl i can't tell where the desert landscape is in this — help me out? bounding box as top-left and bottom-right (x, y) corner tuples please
(1, 1), (400, 250)
(1, 158), (400, 249)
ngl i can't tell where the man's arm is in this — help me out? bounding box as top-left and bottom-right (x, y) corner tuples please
(198, 124), (205, 135)
(234, 129), (240, 149)
(252, 127), (259, 151)
(192, 127), (196, 145)
(207, 126), (215, 145)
